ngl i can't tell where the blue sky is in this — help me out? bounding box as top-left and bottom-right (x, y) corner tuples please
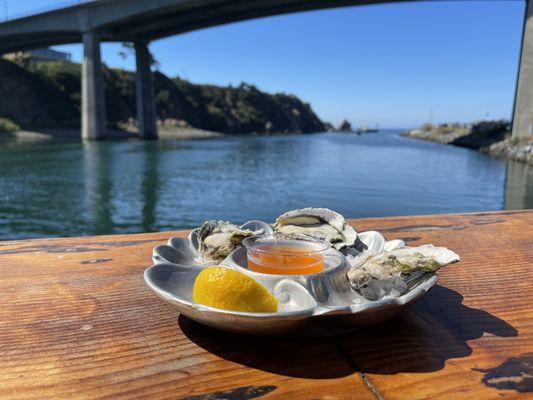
(2, 0), (526, 128)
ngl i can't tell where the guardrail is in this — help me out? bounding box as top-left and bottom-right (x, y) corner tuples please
(2, 0), (98, 22)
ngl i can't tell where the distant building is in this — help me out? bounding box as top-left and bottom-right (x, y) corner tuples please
(3, 48), (72, 65)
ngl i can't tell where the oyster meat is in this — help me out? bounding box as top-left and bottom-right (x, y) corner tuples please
(274, 208), (357, 250)
(347, 244), (460, 300)
(196, 220), (261, 263)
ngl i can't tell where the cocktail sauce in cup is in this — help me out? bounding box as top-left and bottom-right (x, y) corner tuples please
(242, 234), (330, 275)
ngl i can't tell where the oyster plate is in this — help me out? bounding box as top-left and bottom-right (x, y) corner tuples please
(145, 220), (440, 336)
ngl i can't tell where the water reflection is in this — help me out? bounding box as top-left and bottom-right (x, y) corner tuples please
(83, 141), (163, 235)
(0, 131), (531, 240)
(83, 142), (113, 235)
(140, 142), (160, 232)
(504, 161), (533, 210)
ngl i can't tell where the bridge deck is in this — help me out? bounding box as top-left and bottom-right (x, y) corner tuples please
(0, 210), (531, 399)
(0, 0), (413, 53)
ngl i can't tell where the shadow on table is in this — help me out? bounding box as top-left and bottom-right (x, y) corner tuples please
(178, 315), (355, 379)
(179, 285), (517, 378)
(336, 285), (517, 374)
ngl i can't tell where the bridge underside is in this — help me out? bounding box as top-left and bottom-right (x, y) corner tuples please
(0, 0), (530, 139)
(0, 0), (414, 53)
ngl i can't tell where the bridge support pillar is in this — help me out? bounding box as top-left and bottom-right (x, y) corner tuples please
(512, 0), (533, 138)
(82, 31), (106, 140)
(135, 42), (158, 139)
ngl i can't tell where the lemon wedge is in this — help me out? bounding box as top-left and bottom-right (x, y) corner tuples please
(192, 266), (278, 313)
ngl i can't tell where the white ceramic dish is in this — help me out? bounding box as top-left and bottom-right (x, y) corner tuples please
(144, 220), (438, 336)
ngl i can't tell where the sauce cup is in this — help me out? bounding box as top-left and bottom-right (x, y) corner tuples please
(242, 234), (330, 275)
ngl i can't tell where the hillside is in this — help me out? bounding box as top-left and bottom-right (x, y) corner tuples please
(0, 59), (79, 128)
(0, 59), (325, 135)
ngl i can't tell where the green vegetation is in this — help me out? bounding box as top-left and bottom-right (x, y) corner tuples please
(0, 59), (325, 134)
(419, 123), (470, 136)
(30, 61), (82, 106)
(0, 59), (78, 128)
(0, 117), (20, 132)
(451, 120), (510, 149)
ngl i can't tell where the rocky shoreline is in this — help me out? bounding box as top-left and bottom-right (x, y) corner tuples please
(0, 126), (226, 141)
(403, 121), (533, 164)
(483, 137), (533, 164)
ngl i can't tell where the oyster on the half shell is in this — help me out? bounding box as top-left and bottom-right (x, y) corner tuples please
(274, 208), (357, 250)
(196, 220), (262, 263)
(347, 244), (460, 299)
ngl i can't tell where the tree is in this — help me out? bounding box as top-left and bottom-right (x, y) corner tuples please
(118, 42), (160, 70)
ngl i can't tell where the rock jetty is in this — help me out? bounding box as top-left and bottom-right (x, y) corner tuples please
(404, 121), (533, 164)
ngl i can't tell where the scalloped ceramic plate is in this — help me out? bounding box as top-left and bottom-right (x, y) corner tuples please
(144, 221), (438, 336)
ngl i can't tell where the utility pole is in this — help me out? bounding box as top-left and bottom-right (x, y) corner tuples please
(4, 1), (8, 21)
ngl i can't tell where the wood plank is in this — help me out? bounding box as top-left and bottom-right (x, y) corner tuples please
(0, 230), (373, 399)
(341, 210), (533, 400)
(0, 210), (531, 399)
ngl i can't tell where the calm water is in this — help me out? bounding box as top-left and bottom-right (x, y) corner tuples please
(0, 130), (531, 240)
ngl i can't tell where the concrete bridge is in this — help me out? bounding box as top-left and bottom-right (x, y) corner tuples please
(0, 0), (531, 139)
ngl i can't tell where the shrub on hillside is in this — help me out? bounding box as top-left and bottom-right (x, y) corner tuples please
(0, 117), (20, 132)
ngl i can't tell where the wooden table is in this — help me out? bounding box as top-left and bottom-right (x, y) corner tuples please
(0, 211), (532, 400)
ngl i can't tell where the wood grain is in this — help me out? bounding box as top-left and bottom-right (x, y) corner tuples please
(0, 211), (531, 399)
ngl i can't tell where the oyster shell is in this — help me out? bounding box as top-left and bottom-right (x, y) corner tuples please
(274, 208), (357, 250)
(196, 220), (262, 263)
(347, 244), (459, 299)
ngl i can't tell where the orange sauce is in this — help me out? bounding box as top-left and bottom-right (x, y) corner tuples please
(247, 245), (325, 275)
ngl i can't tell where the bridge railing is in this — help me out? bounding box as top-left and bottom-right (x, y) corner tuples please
(2, 0), (99, 22)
